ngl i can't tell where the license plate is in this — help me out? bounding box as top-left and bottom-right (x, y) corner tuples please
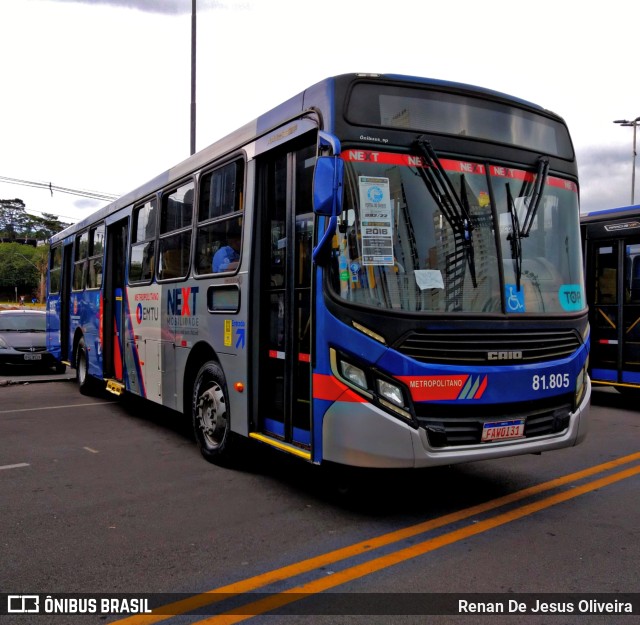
(481, 419), (525, 442)
(24, 354), (42, 361)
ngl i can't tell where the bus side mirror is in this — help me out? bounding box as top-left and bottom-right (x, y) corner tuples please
(313, 156), (344, 217)
(312, 156), (344, 264)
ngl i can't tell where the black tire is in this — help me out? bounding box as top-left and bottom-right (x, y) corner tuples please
(191, 361), (235, 464)
(76, 337), (95, 396)
(54, 362), (67, 374)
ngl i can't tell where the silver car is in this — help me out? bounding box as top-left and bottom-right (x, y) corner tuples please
(0, 309), (66, 373)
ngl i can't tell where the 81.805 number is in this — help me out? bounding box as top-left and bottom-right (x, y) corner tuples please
(532, 373), (570, 391)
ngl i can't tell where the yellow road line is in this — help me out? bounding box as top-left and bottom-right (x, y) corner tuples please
(196, 463), (640, 624)
(113, 452), (640, 625)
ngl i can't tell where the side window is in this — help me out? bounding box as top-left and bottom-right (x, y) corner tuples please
(595, 245), (617, 305)
(129, 199), (157, 283)
(195, 159), (244, 275)
(72, 231), (89, 291)
(49, 246), (63, 294)
(158, 182), (194, 280)
(87, 224), (105, 289)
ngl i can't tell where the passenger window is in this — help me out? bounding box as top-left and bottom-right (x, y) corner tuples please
(72, 231), (89, 291)
(49, 246), (63, 294)
(130, 199), (157, 283)
(196, 160), (244, 275)
(158, 181), (194, 280)
(87, 224), (105, 289)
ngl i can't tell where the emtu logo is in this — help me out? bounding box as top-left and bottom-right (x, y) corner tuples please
(167, 286), (199, 316)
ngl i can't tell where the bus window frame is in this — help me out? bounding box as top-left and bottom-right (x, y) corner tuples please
(49, 244), (63, 294)
(86, 223), (105, 291)
(157, 178), (195, 282)
(129, 197), (158, 285)
(194, 156), (245, 277)
(72, 230), (89, 292)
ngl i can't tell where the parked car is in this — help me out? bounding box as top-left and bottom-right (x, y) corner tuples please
(0, 309), (66, 374)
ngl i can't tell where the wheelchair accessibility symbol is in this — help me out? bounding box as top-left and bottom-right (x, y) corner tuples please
(505, 284), (525, 312)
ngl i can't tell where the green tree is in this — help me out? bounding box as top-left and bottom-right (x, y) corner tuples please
(0, 243), (42, 300)
(0, 199), (29, 241)
(0, 199), (71, 242)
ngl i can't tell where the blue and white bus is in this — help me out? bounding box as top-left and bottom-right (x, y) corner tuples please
(47, 73), (590, 468)
(581, 204), (640, 394)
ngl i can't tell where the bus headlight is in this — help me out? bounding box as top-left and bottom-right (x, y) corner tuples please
(339, 360), (368, 390)
(377, 379), (405, 408)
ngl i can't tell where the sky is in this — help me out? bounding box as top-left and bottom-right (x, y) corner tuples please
(1, 0), (639, 226)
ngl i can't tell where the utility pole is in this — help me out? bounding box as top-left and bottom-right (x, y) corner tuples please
(614, 117), (640, 205)
(190, 0), (197, 155)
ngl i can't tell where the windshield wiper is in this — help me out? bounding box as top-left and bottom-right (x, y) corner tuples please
(506, 157), (550, 290)
(521, 157), (549, 237)
(414, 137), (477, 287)
(506, 183), (523, 290)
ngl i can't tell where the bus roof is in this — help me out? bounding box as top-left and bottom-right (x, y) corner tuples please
(580, 204), (640, 222)
(50, 73), (558, 245)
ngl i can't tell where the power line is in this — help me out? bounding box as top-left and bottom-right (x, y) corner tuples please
(0, 175), (119, 202)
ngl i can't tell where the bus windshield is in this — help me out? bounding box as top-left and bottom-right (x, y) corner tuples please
(329, 149), (584, 315)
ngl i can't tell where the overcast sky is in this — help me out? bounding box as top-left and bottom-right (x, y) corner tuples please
(1, 0), (639, 225)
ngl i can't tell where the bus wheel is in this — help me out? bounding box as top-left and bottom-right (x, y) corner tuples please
(76, 338), (94, 396)
(192, 361), (234, 463)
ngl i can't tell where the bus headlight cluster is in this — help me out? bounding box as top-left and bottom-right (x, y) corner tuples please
(331, 348), (416, 426)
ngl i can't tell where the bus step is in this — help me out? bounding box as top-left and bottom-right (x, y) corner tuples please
(106, 379), (125, 396)
(249, 433), (311, 461)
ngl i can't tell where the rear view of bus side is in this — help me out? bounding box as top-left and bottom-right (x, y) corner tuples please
(46, 73), (590, 470)
(582, 205), (640, 394)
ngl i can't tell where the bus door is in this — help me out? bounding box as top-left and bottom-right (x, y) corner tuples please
(587, 233), (640, 386)
(254, 140), (316, 454)
(103, 219), (128, 386)
(60, 242), (73, 362)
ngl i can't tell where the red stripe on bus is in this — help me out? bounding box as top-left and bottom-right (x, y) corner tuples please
(312, 374), (366, 403)
(340, 151), (577, 193)
(113, 316), (122, 380)
(268, 351), (311, 362)
(474, 374), (488, 399)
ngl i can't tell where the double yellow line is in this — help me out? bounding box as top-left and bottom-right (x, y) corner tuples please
(115, 452), (640, 625)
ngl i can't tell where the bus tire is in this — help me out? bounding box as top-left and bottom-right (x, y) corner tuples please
(76, 337), (94, 396)
(191, 361), (234, 464)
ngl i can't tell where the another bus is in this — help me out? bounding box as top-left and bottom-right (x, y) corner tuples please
(46, 73), (590, 469)
(581, 204), (640, 393)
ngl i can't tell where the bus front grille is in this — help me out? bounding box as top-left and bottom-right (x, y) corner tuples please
(415, 395), (573, 448)
(395, 329), (582, 365)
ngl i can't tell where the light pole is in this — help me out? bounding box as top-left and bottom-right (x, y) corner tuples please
(190, 0), (197, 156)
(614, 116), (640, 205)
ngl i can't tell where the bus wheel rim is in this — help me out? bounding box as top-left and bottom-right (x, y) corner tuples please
(197, 383), (227, 448)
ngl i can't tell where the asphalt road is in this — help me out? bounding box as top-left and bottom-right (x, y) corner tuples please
(1, 378), (639, 625)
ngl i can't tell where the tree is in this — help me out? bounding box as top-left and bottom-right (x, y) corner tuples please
(0, 199), (29, 241)
(0, 198), (71, 242)
(0, 243), (41, 297)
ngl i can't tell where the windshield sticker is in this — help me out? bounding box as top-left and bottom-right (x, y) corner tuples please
(414, 269), (444, 290)
(359, 176), (394, 266)
(505, 284), (525, 312)
(559, 284), (584, 311)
